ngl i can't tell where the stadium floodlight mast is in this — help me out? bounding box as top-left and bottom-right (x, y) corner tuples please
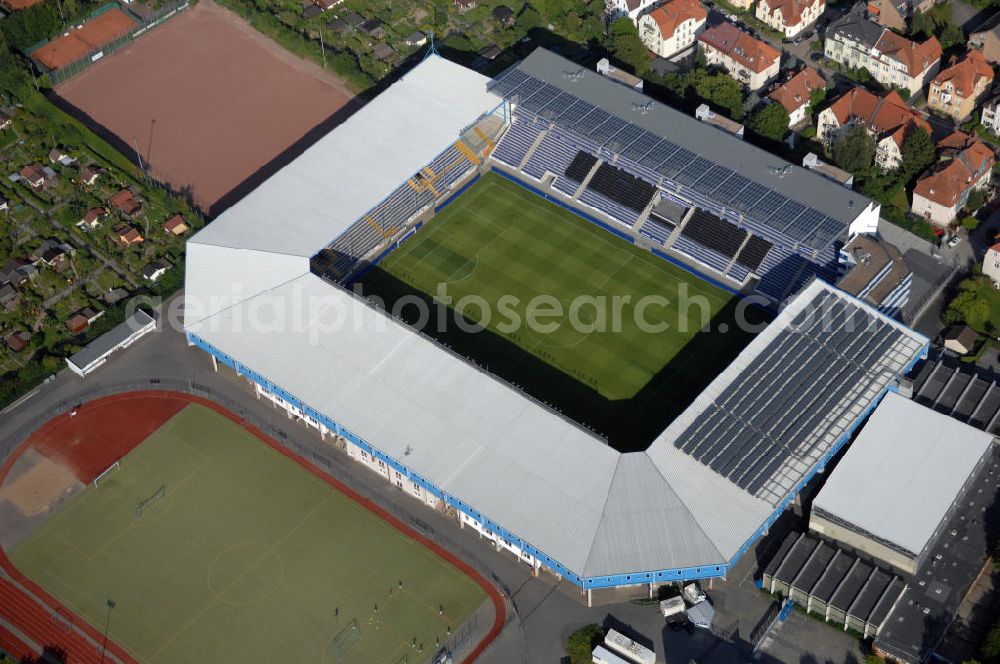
(99, 598), (116, 664)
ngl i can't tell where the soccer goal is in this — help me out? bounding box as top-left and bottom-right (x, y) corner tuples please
(135, 484), (166, 517)
(91, 460), (121, 488)
(331, 618), (361, 658)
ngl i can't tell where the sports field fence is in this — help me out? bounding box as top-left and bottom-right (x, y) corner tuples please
(27, 0), (190, 86)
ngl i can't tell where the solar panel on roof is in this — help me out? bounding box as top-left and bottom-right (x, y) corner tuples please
(589, 115), (629, 144)
(731, 182), (768, 211)
(751, 191), (788, 220)
(519, 83), (561, 112)
(574, 107), (613, 135)
(713, 173), (751, 203)
(605, 124), (646, 153)
(658, 148), (697, 177)
(622, 132), (660, 161)
(640, 141), (677, 169)
(488, 68), (528, 94)
(555, 99), (595, 126)
(693, 165), (736, 195)
(507, 77), (546, 104)
(676, 157), (714, 187)
(807, 216), (848, 248)
(772, 200), (807, 229)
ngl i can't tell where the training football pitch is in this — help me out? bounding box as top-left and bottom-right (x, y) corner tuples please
(364, 173), (763, 446)
(10, 405), (486, 664)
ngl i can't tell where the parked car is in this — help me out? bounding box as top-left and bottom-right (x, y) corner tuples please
(948, 235), (962, 248)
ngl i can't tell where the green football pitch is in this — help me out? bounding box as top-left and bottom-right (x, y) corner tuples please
(10, 405), (486, 664)
(363, 172), (767, 448)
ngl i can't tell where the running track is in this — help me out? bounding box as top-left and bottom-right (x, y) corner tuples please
(0, 391), (506, 663)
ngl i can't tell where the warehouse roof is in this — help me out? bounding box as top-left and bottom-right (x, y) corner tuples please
(812, 391), (993, 558)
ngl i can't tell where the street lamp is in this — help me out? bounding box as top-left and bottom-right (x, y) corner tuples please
(100, 598), (116, 664)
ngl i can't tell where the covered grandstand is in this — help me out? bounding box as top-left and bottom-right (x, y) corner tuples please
(487, 49), (881, 302)
(185, 51), (928, 595)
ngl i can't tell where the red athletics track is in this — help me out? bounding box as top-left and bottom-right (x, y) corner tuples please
(1, 391), (506, 664)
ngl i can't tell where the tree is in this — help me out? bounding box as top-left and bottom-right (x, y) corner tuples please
(909, 10), (934, 38)
(900, 127), (935, 181)
(944, 279), (991, 331)
(940, 22), (965, 49)
(832, 125), (875, 177)
(606, 17), (649, 76)
(565, 625), (603, 664)
(748, 103), (789, 141)
(962, 215), (981, 232)
(966, 188), (988, 212)
(694, 72), (744, 120)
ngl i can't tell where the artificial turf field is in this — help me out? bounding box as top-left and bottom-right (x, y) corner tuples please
(10, 404), (485, 664)
(363, 172), (766, 447)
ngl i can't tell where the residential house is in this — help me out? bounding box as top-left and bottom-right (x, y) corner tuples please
(0, 198), (7, 212)
(342, 11), (365, 27)
(0, 112), (11, 131)
(970, 11), (1000, 65)
(767, 67), (826, 126)
(816, 87), (931, 170)
(66, 307), (103, 334)
(403, 31), (427, 46)
(926, 50), (994, 122)
(755, 0), (825, 39)
(455, 0), (476, 13)
(943, 325), (979, 355)
(983, 240), (1000, 284)
(48, 147), (73, 165)
(607, 0), (659, 22)
(638, 0), (707, 60)
(493, 5), (515, 28)
(867, 0), (936, 32)
(313, 0), (342, 10)
(31, 239), (73, 270)
(0, 283), (19, 311)
(372, 42), (395, 62)
(19, 164), (47, 189)
(981, 94), (1000, 135)
(911, 131), (994, 226)
(103, 287), (129, 305)
(837, 234), (911, 316)
(824, 10), (941, 95)
(163, 215), (189, 235)
(109, 189), (142, 216)
(302, 3), (322, 20)
(0, 259), (34, 286)
(698, 22), (781, 91)
(360, 18), (385, 39)
(142, 258), (172, 282)
(80, 164), (102, 186)
(77, 207), (105, 231)
(116, 226), (144, 246)
(327, 17), (348, 34)
(3, 330), (30, 353)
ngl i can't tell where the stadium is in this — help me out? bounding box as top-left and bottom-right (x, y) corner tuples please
(183, 47), (929, 602)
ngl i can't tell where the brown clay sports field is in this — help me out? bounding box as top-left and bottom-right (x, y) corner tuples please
(56, 0), (358, 214)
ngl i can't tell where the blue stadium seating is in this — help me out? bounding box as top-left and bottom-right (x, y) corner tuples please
(578, 188), (641, 227)
(727, 263), (750, 283)
(639, 217), (673, 245)
(523, 133), (579, 181)
(671, 235), (731, 274)
(492, 119), (544, 168)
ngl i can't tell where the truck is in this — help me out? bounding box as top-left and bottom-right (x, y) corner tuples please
(604, 628), (655, 664)
(592, 644), (635, 664)
(659, 596), (685, 619)
(682, 582), (706, 605)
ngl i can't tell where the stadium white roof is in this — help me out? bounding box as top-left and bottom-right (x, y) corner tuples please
(812, 391), (994, 558)
(185, 55), (930, 582)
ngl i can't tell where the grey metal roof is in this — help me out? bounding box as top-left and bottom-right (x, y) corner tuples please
(490, 49), (876, 249)
(811, 392), (994, 558)
(67, 310), (155, 372)
(827, 10), (885, 49)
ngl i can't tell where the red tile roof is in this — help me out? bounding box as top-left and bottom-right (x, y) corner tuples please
(914, 133), (994, 208)
(648, 0), (707, 39)
(759, 0), (824, 28)
(931, 50), (994, 97)
(826, 86), (930, 150)
(874, 30), (941, 77)
(768, 67), (825, 113)
(698, 22), (780, 74)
